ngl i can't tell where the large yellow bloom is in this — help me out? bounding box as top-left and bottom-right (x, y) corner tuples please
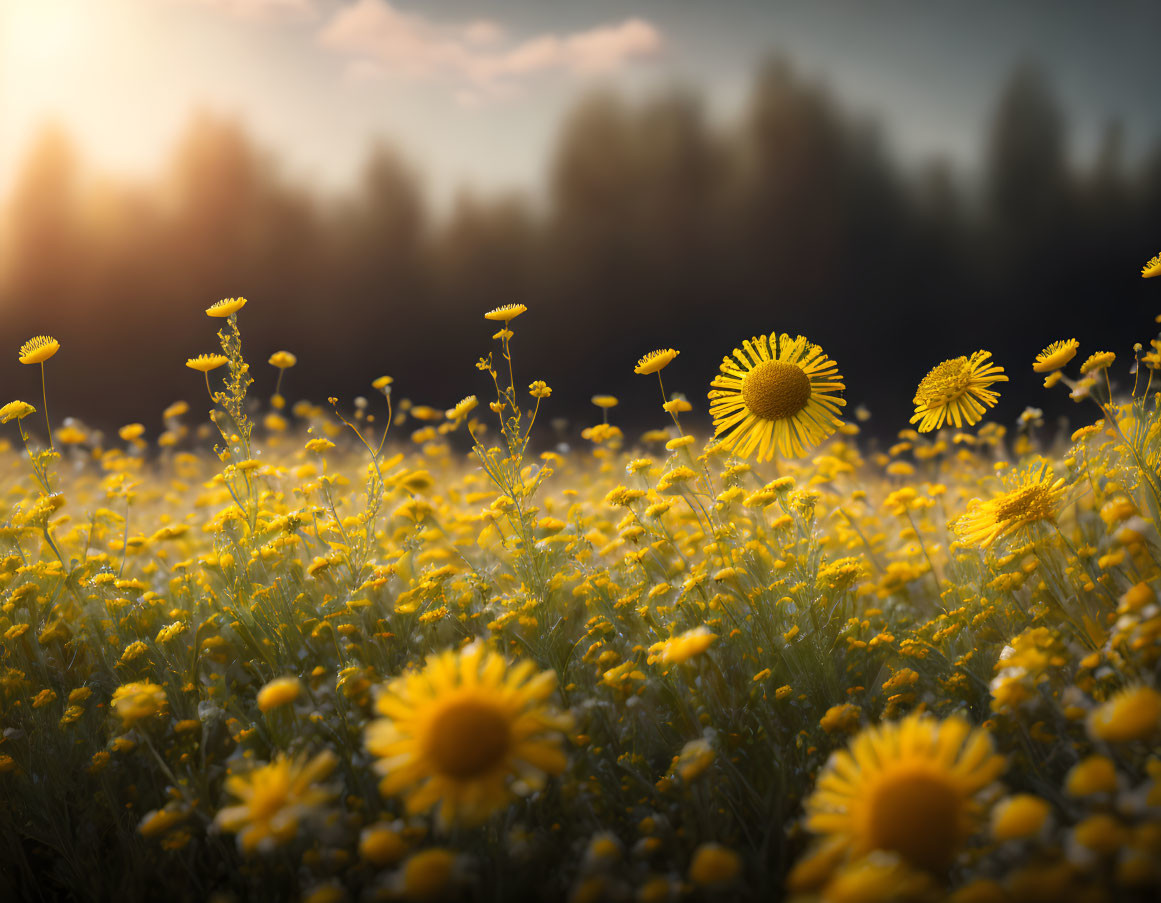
(911, 351), (1006, 432)
(206, 297), (247, 318)
(365, 642), (573, 828)
(803, 713), (1005, 873)
(214, 751), (337, 854)
(954, 465), (1067, 549)
(708, 333), (845, 460)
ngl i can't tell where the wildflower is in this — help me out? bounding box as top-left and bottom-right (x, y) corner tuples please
(1088, 685), (1161, 743)
(365, 641), (572, 827)
(214, 750), (337, 854)
(634, 348), (679, 375)
(257, 676), (303, 713)
(911, 351), (1007, 432)
(186, 354), (229, 372)
(647, 626), (716, 665)
(1080, 351), (1116, 375)
(591, 395), (618, 409)
(991, 794), (1050, 841)
(206, 297), (247, 317)
(955, 465), (1067, 548)
(820, 703), (860, 734)
(1032, 339), (1079, 373)
(1065, 755), (1117, 796)
(483, 303), (526, 322)
(360, 823), (408, 866)
(672, 738), (715, 781)
(0, 401), (36, 423)
(1142, 251), (1161, 278)
(446, 395), (478, 421)
(111, 681), (168, 728)
(708, 333), (845, 459)
(396, 848), (459, 900)
(688, 843), (742, 888)
(18, 335), (59, 365)
(803, 713), (1005, 871)
(528, 380), (552, 399)
(268, 351), (297, 369)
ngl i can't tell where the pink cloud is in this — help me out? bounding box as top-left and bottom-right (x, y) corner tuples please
(318, 1), (662, 95)
(178, 0), (316, 22)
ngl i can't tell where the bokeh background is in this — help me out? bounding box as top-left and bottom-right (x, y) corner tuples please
(3, 0), (1161, 437)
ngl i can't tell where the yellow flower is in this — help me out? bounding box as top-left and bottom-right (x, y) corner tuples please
(268, 351), (297, 369)
(911, 351), (1007, 432)
(206, 297), (247, 318)
(120, 423), (145, 442)
(1032, 339), (1078, 373)
(0, 401), (36, 423)
(528, 380), (552, 399)
(186, 354), (229, 372)
(111, 681), (168, 728)
(591, 395), (619, 409)
(446, 395), (478, 421)
(257, 676), (303, 713)
(1065, 755), (1117, 796)
(803, 713), (1005, 871)
(647, 626), (717, 665)
(820, 703), (861, 734)
(360, 823), (409, 866)
(708, 333), (845, 459)
(1142, 251), (1161, 278)
(1079, 351), (1116, 375)
(483, 303), (527, 322)
(954, 465), (1067, 548)
(1088, 685), (1161, 743)
(214, 750), (337, 854)
(991, 794), (1050, 841)
(688, 843), (742, 887)
(397, 848), (459, 901)
(634, 348), (679, 375)
(18, 335), (60, 365)
(365, 641), (572, 827)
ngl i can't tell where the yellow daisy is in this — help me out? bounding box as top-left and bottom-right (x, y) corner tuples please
(206, 297), (247, 318)
(186, 354), (229, 372)
(634, 348), (679, 375)
(803, 713), (1005, 872)
(1142, 252), (1161, 278)
(214, 751), (337, 854)
(18, 335), (60, 365)
(954, 464), (1067, 549)
(1088, 685), (1161, 743)
(365, 641), (573, 827)
(911, 351), (1007, 432)
(708, 333), (845, 460)
(268, 351), (297, 369)
(483, 303), (527, 322)
(1032, 339), (1078, 373)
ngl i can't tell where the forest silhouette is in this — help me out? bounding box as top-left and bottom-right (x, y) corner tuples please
(3, 56), (1160, 439)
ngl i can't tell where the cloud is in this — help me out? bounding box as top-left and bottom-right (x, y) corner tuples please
(177, 0), (316, 22)
(318, 1), (662, 96)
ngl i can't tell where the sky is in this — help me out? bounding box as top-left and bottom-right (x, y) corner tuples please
(3, 0), (1161, 208)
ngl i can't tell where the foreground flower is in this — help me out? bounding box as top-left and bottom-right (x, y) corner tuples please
(0, 401), (36, 424)
(186, 353), (229, 372)
(214, 750), (337, 854)
(206, 297), (247, 318)
(18, 335), (60, 365)
(483, 303), (526, 322)
(802, 713), (1005, 872)
(708, 333), (845, 459)
(1032, 339), (1079, 373)
(1142, 252), (1161, 278)
(911, 351), (1007, 432)
(1088, 685), (1161, 743)
(634, 348), (679, 375)
(954, 465), (1067, 548)
(365, 641), (573, 827)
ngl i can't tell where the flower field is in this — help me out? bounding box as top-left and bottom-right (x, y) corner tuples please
(3, 285), (1161, 903)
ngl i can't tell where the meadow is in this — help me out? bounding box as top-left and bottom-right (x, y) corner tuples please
(2, 279), (1161, 902)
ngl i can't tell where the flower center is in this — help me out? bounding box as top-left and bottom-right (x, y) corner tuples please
(915, 358), (973, 406)
(994, 485), (1053, 524)
(865, 768), (964, 871)
(741, 360), (812, 421)
(426, 699), (511, 779)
